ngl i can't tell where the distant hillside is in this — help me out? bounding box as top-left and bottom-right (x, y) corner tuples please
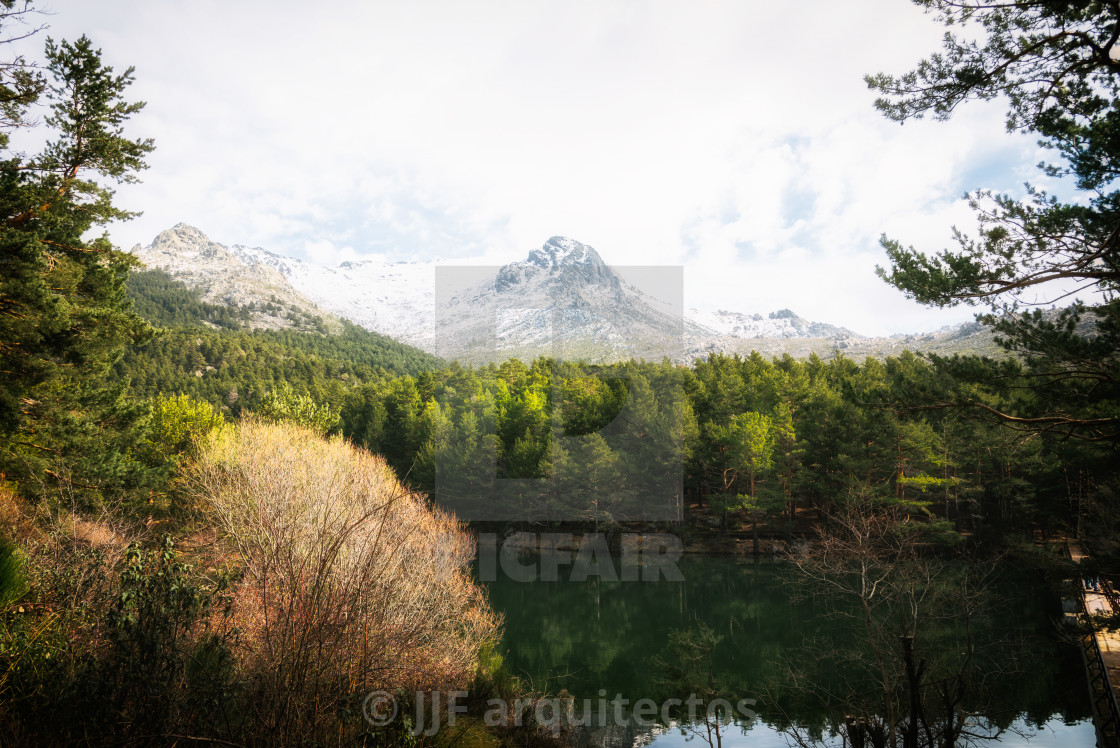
(131, 224), (344, 333)
(118, 269), (444, 412)
(126, 227), (907, 362)
(680, 319), (1010, 361)
(690, 307), (863, 341)
(126, 268), (255, 331)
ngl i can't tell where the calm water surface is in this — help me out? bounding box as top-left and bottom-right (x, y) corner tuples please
(481, 553), (1093, 747)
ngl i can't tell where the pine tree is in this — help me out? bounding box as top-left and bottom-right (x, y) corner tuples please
(0, 2), (44, 135)
(868, 1), (1120, 443)
(0, 27), (155, 500)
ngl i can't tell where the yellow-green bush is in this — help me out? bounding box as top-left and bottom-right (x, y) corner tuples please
(253, 381), (340, 434)
(146, 393), (227, 458)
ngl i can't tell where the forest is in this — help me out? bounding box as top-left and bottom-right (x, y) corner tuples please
(333, 348), (1115, 543)
(111, 268), (1117, 544)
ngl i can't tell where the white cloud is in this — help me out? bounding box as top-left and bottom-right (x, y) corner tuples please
(302, 238), (360, 268)
(17, 0), (1059, 335)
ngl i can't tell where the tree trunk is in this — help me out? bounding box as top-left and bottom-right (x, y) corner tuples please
(750, 469), (759, 556)
(901, 635), (925, 748)
(845, 717), (866, 748)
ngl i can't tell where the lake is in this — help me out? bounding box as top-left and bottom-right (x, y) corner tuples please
(481, 549), (1094, 747)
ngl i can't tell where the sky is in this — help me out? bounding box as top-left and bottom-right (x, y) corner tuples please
(9, 0), (1064, 336)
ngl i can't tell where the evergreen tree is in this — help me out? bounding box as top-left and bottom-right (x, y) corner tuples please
(251, 381), (340, 435)
(0, 28), (154, 500)
(0, 2), (44, 134)
(708, 412), (776, 542)
(869, 0), (1120, 443)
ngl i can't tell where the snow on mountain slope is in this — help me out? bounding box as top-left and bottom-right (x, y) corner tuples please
(131, 225), (919, 363)
(690, 307), (864, 341)
(433, 236), (694, 363)
(130, 224), (340, 332)
(232, 244), (440, 351)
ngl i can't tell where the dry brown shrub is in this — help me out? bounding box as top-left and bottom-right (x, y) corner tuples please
(0, 482), (41, 543)
(64, 515), (126, 550)
(188, 419), (501, 742)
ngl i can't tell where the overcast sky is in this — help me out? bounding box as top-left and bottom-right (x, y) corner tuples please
(12, 0), (1061, 335)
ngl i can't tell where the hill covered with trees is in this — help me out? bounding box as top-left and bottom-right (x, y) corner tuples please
(116, 268), (445, 416)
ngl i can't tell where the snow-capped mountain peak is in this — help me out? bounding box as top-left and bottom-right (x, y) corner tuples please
(496, 237), (617, 293)
(689, 307), (863, 341)
(526, 236), (594, 268)
(130, 224), (340, 332)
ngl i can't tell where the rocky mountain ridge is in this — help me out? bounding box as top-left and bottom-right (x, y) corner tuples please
(130, 225), (341, 333)
(130, 225), (1005, 363)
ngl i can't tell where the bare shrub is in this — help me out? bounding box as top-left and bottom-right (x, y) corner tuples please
(773, 500), (1027, 748)
(188, 418), (501, 743)
(0, 482), (40, 544)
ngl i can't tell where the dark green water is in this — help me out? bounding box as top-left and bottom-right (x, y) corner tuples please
(481, 553), (1094, 747)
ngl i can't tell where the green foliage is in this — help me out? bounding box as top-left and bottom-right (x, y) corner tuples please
(0, 4), (44, 138)
(143, 393), (228, 504)
(338, 350), (1098, 539)
(252, 380), (340, 434)
(708, 492), (751, 516)
(98, 535), (236, 739)
(869, 1), (1120, 443)
(116, 271), (445, 428)
(0, 535), (27, 608)
(471, 641), (522, 702)
(0, 21), (157, 503)
(126, 268), (250, 330)
(709, 412), (774, 489)
(147, 392), (226, 456)
(263, 319), (443, 373)
(559, 372), (628, 435)
(0, 533), (240, 744)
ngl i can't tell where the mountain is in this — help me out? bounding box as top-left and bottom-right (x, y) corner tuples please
(228, 242), (439, 351)
(130, 225), (1004, 363)
(432, 236), (722, 363)
(691, 307), (863, 341)
(131, 224), (341, 333)
(119, 266), (445, 410)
